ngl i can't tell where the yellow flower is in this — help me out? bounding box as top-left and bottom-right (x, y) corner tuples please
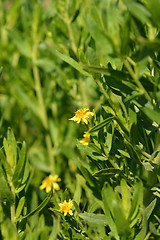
(40, 174), (61, 193)
(69, 108), (94, 124)
(59, 199), (73, 216)
(79, 133), (90, 146)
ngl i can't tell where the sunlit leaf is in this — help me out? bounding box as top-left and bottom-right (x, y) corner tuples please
(79, 213), (107, 225)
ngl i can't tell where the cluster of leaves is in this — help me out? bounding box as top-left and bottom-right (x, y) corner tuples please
(1, 0), (160, 239)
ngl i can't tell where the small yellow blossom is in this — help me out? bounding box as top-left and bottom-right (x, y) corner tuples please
(59, 199), (73, 216)
(40, 174), (61, 193)
(69, 108), (94, 125)
(79, 133), (90, 146)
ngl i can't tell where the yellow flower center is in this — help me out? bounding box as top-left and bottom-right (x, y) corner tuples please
(75, 109), (87, 118)
(59, 199), (73, 216)
(61, 203), (71, 212)
(40, 174), (61, 193)
(69, 107), (94, 124)
(45, 177), (52, 185)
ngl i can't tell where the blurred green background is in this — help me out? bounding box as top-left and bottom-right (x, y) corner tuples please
(0, 0), (99, 187)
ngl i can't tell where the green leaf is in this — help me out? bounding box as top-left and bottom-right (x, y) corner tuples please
(124, 139), (142, 165)
(16, 184), (53, 222)
(12, 141), (27, 186)
(77, 142), (107, 161)
(143, 0), (160, 27)
(0, 149), (13, 177)
(138, 38), (160, 51)
(89, 116), (114, 133)
(102, 184), (120, 240)
(79, 213), (107, 225)
(35, 58), (55, 72)
(141, 106), (160, 124)
(15, 158), (30, 193)
(80, 166), (101, 199)
(8, 30), (32, 58)
(55, 51), (91, 76)
(129, 179), (143, 228)
(14, 86), (39, 119)
(3, 128), (17, 172)
(134, 212), (147, 240)
(16, 196), (25, 219)
(1, 219), (18, 240)
(85, 11), (114, 55)
(80, 166), (98, 188)
(123, 0), (151, 24)
(0, 163), (14, 203)
(121, 179), (131, 219)
(83, 65), (131, 81)
(142, 162), (154, 171)
(48, 217), (59, 240)
(112, 198), (131, 237)
(136, 49), (149, 78)
(134, 224), (147, 240)
(73, 200), (81, 214)
(144, 198), (157, 220)
(93, 168), (123, 177)
(103, 183), (131, 238)
(68, 0), (81, 21)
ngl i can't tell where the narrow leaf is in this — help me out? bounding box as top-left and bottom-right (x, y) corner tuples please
(141, 106), (160, 125)
(16, 196), (25, 219)
(102, 184), (120, 240)
(124, 139), (142, 165)
(144, 198), (157, 220)
(121, 179), (131, 219)
(56, 51), (91, 76)
(16, 185), (53, 221)
(129, 179), (143, 228)
(79, 213), (107, 225)
(89, 116), (114, 133)
(0, 163), (14, 203)
(93, 168), (123, 177)
(12, 141), (27, 186)
(123, 0), (151, 24)
(83, 65), (130, 80)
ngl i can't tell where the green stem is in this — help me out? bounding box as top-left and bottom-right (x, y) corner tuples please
(96, 79), (129, 139)
(124, 59), (152, 104)
(79, 77), (88, 106)
(10, 183), (16, 226)
(64, 12), (77, 53)
(96, 79), (110, 102)
(31, 9), (55, 172)
(11, 204), (16, 225)
(33, 65), (48, 128)
(32, 63), (55, 171)
(46, 133), (55, 171)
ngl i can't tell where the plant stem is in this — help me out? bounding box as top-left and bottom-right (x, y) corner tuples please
(124, 59), (152, 104)
(31, 8), (55, 172)
(32, 64), (55, 171)
(11, 203), (16, 225)
(10, 183), (16, 226)
(96, 79), (129, 138)
(33, 65), (48, 129)
(79, 77), (88, 106)
(64, 11), (77, 53)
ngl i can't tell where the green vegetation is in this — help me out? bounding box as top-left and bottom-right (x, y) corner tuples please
(1, 0), (160, 239)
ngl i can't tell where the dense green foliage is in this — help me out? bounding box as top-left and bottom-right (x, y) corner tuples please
(1, 0), (160, 239)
